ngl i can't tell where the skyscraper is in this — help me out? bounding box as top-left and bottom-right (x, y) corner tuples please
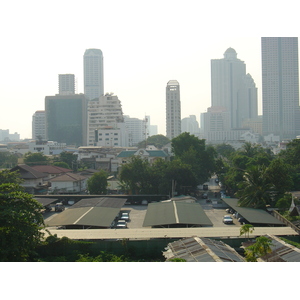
(32, 110), (46, 140)
(211, 48), (257, 129)
(84, 49), (104, 100)
(261, 37), (300, 140)
(166, 80), (181, 139)
(45, 94), (88, 146)
(59, 74), (75, 95)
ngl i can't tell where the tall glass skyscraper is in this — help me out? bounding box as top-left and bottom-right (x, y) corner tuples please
(84, 49), (104, 100)
(166, 80), (181, 139)
(261, 37), (300, 140)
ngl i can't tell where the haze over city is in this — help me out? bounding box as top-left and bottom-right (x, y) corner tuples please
(0, 0), (298, 139)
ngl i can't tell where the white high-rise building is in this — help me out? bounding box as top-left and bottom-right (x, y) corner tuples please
(261, 37), (300, 140)
(166, 80), (181, 139)
(181, 115), (200, 135)
(211, 48), (258, 129)
(87, 93), (128, 146)
(124, 116), (150, 146)
(58, 74), (75, 95)
(32, 110), (46, 140)
(84, 49), (104, 100)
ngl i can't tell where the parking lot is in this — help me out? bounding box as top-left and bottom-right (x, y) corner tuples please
(119, 205), (148, 228)
(117, 200), (241, 229)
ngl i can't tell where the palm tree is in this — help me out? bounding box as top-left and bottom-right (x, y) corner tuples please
(236, 165), (273, 209)
(239, 224), (254, 240)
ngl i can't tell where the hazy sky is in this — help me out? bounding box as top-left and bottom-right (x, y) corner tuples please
(0, 0), (299, 139)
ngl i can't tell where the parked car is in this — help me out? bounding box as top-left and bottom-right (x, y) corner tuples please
(120, 212), (130, 221)
(116, 220), (127, 229)
(55, 203), (65, 212)
(202, 193), (208, 199)
(223, 215), (233, 224)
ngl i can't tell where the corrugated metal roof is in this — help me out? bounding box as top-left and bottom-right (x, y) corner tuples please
(143, 201), (213, 227)
(163, 237), (245, 262)
(222, 198), (284, 225)
(261, 235), (300, 262)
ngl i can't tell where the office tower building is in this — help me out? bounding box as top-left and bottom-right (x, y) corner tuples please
(166, 80), (181, 139)
(84, 48), (104, 100)
(211, 48), (258, 129)
(32, 110), (46, 140)
(261, 37), (300, 139)
(87, 93), (129, 146)
(45, 94), (88, 146)
(181, 115), (200, 135)
(59, 74), (75, 95)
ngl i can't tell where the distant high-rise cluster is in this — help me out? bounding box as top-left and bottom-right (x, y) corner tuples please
(30, 38), (300, 148)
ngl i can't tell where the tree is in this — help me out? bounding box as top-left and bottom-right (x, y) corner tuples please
(171, 133), (217, 184)
(23, 152), (49, 166)
(137, 134), (170, 149)
(0, 183), (45, 261)
(119, 156), (152, 194)
(245, 236), (273, 262)
(0, 169), (23, 185)
(0, 152), (18, 168)
(239, 224), (254, 240)
(236, 165), (273, 209)
(87, 170), (108, 194)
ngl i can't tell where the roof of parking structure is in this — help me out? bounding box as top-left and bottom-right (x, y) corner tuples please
(222, 198), (285, 225)
(35, 197), (57, 207)
(45, 206), (120, 228)
(70, 197), (127, 209)
(143, 201), (213, 227)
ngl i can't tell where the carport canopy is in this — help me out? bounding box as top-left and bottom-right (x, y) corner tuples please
(46, 206), (120, 228)
(222, 198), (284, 225)
(143, 201), (213, 227)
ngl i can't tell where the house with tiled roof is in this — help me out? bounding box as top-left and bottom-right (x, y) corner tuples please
(117, 148), (170, 166)
(10, 164), (48, 194)
(48, 173), (88, 194)
(31, 165), (72, 180)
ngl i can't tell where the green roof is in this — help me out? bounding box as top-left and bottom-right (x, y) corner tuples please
(143, 201), (212, 227)
(46, 207), (119, 228)
(222, 198), (284, 225)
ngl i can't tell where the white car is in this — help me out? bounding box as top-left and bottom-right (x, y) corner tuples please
(223, 215), (233, 224)
(116, 220), (127, 229)
(120, 212), (130, 221)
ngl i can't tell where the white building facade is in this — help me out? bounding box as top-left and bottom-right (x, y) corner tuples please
(87, 93), (129, 147)
(261, 37), (300, 140)
(166, 80), (181, 139)
(32, 110), (46, 140)
(84, 48), (104, 100)
(59, 74), (75, 95)
(211, 48), (258, 129)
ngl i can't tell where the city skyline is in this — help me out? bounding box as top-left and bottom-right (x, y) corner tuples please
(0, 1), (298, 139)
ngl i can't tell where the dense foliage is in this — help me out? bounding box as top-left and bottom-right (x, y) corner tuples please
(0, 183), (45, 261)
(87, 170), (108, 194)
(215, 142), (295, 209)
(137, 134), (170, 149)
